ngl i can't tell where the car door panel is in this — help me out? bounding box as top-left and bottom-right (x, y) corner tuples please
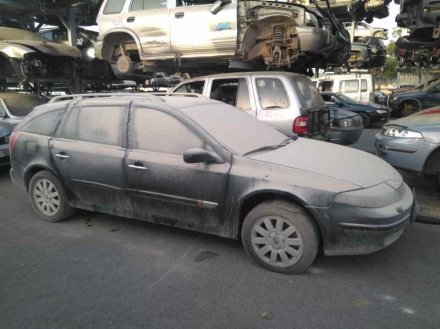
(126, 150), (230, 227)
(170, 0), (237, 56)
(125, 105), (231, 228)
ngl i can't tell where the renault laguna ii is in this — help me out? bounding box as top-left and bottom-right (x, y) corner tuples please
(10, 95), (416, 273)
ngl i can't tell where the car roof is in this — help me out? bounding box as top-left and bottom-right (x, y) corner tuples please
(179, 71), (306, 83)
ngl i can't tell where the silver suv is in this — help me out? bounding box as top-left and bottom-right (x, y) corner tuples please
(94, 0), (349, 78)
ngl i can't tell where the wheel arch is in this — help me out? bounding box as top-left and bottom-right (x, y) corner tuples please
(24, 165), (59, 192)
(423, 145), (440, 176)
(398, 98), (422, 110)
(233, 190), (323, 244)
(101, 29), (142, 61)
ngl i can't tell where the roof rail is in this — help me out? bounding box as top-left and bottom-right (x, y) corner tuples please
(48, 93), (161, 104)
(152, 92), (205, 98)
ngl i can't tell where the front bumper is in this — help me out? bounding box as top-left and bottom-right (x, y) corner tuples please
(0, 144), (10, 166)
(369, 111), (390, 124)
(326, 126), (363, 145)
(375, 133), (436, 172)
(311, 182), (415, 256)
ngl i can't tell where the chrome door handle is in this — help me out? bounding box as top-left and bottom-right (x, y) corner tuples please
(128, 164), (148, 170)
(127, 16), (135, 23)
(175, 12), (184, 18)
(55, 153), (70, 159)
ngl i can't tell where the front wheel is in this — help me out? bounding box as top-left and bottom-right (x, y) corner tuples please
(241, 200), (319, 274)
(28, 171), (73, 222)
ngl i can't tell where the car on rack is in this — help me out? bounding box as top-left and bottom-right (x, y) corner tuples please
(171, 71), (363, 144)
(0, 26), (81, 90)
(388, 79), (440, 117)
(375, 106), (440, 184)
(321, 92), (390, 128)
(9, 94), (416, 274)
(94, 0), (350, 78)
(0, 92), (48, 166)
(149, 73), (182, 91)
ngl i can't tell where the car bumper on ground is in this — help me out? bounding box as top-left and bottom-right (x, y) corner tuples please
(326, 126), (363, 145)
(375, 133), (437, 172)
(311, 182), (415, 256)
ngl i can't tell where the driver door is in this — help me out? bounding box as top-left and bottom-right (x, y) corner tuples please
(125, 103), (231, 228)
(170, 0), (237, 57)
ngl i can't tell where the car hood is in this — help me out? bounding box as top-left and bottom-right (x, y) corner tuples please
(250, 138), (402, 189)
(2, 40), (81, 58)
(387, 107), (440, 128)
(392, 90), (424, 98)
(329, 107), (358, 119)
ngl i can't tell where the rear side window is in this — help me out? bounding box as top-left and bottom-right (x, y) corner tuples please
(294, 76), (324, 109)
(132, 108), (202, 155)
(339, 80), (359, 93)
(361, 79), (368, 92)
(174, 81), (205, 94)
(77, 106), (125, 146)
(103, 0), (125, 14)
(255, 78), (289, 109)
(20, 109), (64, 136)
(130, 0), (167, 10)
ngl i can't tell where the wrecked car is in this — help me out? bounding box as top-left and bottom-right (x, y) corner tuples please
(395, 0), (440, 68)
(344, 22), (387, 68)
(0, 27), (81, 89)
(10, 94), (416, 274)
(0, 92), (48, 166)
(94, 0), (350, 78)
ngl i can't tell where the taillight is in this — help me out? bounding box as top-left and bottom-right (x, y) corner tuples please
(293, 115), (309, 135)
(9, 132), (21, 154)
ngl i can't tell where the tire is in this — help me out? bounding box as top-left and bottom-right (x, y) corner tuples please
(241, 200), (319, 274)
(359, 112), (371, 128)
(401, 101), (419, 117)
(28, 171), (74, 222)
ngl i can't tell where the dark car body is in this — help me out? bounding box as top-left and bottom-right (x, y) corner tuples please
(388, 79), (440, 117)
(10, 95), (415, 272)
(327, 106), (363, 145)
(0, 92), (47, 165)
(321, 92), (390, 127)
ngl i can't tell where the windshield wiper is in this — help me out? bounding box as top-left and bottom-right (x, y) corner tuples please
(243, 137), (296, 156)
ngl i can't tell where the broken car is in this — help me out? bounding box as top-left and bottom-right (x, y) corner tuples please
(94, 0), (350, 78)
(0, 27), (81, 89)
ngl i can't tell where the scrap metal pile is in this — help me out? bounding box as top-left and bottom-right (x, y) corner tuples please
(394, 0), (440, 69)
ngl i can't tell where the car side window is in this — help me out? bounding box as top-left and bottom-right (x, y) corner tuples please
(174, 81), (205, 94)
(210, 78), (251, 111)
(132, 108), (203, 155)
(361, 79), (368, 92)
(20, 109), (64, 136)
(103, 0), (125, 14)
(130, 0), (167, 11)
(177, 0), (217, 7)
(255, 78), (289, 110)
(77, 106), (125, 146)
(340, 80), (359, 93)
(57, 108), (78, 140)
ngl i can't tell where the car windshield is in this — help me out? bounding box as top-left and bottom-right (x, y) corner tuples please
(293, 76), (324, 110)
(182, 103), (288, 155)
(3, 95), (47, 116)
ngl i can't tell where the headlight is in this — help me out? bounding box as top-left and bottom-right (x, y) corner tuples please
(337, 119), (353, 128)
(0, 134), (10, 145)
(86, 47), (96, 59)
(375, 109), (388, 114)
(334, 182), (404, 208)
(382, 126), (422, 138)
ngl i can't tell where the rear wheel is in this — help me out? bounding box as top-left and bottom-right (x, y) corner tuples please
(28, 171), (73, 222)
(359, 112), (371, 128)
(400, 101), (419, 117)
(241, 200), (319, 274)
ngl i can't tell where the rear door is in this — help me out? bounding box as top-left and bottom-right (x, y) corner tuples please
(125, 103), (231, 228)
(122, 0), (172, 57)
(50, 101), (129, 210)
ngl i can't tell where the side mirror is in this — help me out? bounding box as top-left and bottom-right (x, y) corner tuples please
(183, 148), (224, 164)
(210, 0), (231, 15)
